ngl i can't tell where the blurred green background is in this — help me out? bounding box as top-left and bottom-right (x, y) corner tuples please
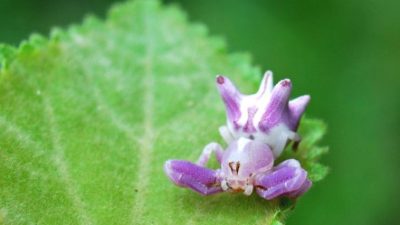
(1, 0), (399, 224)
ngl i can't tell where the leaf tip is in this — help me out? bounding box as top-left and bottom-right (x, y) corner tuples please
(0, 44), (17, 73)
(308, 162), (329, 182)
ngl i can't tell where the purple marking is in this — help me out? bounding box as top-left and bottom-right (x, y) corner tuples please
(243, 107), (258, 133)
(258, 79), (292, 131)
(215, 75), (241, 123)
(216, 75), (225, 84)
(288, 95), (311, 130)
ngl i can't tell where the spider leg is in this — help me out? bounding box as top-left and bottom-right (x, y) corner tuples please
(286, 130), (301, 152)
(254, 159), (311, 200)
(164, 160), (222, 196)
(196, 142), (224, 166)
(219, 125), (235, 144)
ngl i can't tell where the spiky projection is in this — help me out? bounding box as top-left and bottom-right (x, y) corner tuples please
(216, 71), (310, 157)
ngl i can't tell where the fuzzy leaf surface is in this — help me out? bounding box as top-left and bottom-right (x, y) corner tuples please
(0, 1), (327, 224)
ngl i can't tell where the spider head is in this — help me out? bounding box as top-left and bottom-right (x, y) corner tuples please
(219, 138), (274, 195)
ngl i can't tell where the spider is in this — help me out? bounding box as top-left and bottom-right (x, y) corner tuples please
(164, 71), (311, 200)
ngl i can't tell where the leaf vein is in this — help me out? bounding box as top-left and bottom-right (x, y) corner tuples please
(130, 6), (156, 224)
(43, 96), (95, 225)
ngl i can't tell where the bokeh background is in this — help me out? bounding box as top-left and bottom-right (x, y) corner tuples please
(1, 0), (399, 224)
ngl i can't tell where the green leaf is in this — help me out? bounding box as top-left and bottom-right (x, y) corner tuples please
(307, 163), (329, 182)
(281, 118), (329, 183)
(298, 118), (327, 150)
(0, 0), (327, 224)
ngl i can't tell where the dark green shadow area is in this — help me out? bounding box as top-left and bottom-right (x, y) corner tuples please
(0, 0), (117, 45)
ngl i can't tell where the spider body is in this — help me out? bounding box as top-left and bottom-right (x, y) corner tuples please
(164, 72), (312, 200)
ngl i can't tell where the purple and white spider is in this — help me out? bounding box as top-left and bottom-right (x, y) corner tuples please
(216, 71), (310, 157)
(164, 72), (311, 200)
(164, 138), (311, 199)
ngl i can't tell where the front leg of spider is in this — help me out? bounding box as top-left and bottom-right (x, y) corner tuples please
(164, 160), (222, 196)
(254, 159), (312, 200)
(164, 143), (224, 196)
